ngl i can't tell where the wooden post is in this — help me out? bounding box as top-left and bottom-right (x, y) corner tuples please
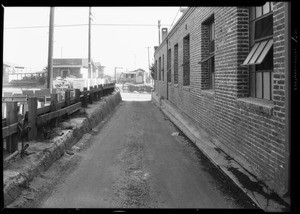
(65, 90), (71, 107)
(89, 86), (93, 104)
(75, 89), (80, 103)
(28, 97), (37, 140)
(100, 84), (104, 97)
(6, 102), (18, 153)
(83, 87), (88, 108)
(50, 93), (58, 127)
(97, 84), (101, 100)
(93, 86), (98, 101)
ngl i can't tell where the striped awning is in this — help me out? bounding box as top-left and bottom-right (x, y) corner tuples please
(242, 39), (273, 66)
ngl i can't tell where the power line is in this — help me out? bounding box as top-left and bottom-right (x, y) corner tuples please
(4, 23), (172, 30)
(169, 8), (180, 30)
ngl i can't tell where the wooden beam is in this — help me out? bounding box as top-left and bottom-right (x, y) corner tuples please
(2, 123), (18, 139)
(37, 105), (51, 116)
(37, 102), (82, 125)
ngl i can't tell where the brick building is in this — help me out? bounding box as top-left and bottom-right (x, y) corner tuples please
(154, 3), (291, 198)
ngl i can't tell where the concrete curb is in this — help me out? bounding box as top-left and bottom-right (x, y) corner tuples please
(151, 92), (290, 212)
(3, 92), (122, 207)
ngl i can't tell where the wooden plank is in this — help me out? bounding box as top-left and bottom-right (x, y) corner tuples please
(37, 102), (82, 125)
(6, 102), (18, 153)
(75, 89), (80, 103)
(36, 105), (51, 116)
(56, 100), (65, 110)
(2, 123), (18, 139)
(50, 93), (58, 127)
(28, 97), (37, 140)
(2, 97), (28, 102)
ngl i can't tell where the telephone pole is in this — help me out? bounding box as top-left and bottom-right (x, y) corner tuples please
(47, 7), (54, 90)
(88, 7), (92, 78)
(146, 47), (150, 82)
(158, 20), (161, 45)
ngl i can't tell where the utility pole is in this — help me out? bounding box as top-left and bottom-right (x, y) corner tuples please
(114, 67), (122, 83)
(47, 7), (54, 90)
(88, 7), (92, 78)
(146, 47), (150, 83)
(158, 20), (161, 45)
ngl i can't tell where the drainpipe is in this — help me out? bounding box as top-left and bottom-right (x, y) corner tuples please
(166, 38), (169, 100)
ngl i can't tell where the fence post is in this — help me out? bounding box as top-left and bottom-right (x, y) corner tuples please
(50, 93), (58, 127)
(89, 86), (93, 104)
(75, 89), (80, 103)
(93, 85), (98, 101)
(83, 87), (88, 107)
(6, 101), (18, 153)
(65, 90), (71, 107)
(100, 84), (104, 97)
(97, 84), (101, 101)
(28, 97), (37, 140)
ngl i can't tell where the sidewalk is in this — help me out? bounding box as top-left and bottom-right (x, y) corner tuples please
(151, 92), (290, 212)
(3, 92), (122, 207)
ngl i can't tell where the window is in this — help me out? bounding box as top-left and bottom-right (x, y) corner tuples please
(159, 57), (161, 81)
(155, 60), (158, 80)
(162, 54), (164, 81)
(167, 48), (171, 82)
(183, 35), (190, 86)
(243, 2), (273, 100)
(200, 17), (215, 90)
(174, 44), (179, 84)
(208, 21), (215, 89)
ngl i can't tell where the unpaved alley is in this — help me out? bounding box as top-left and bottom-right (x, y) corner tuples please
(9, 93), (258, 209)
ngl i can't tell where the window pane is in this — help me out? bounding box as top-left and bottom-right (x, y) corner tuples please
(211, 22), (215, 40)
(250, 71), (256, 97)
(249, 22), (255, 46)
(255, 15), (273, 40)
(256, 72), (263, 98)
(263, 2), (270, 15)
(256, 6), (262, 18)
(263, 72), (270, 100)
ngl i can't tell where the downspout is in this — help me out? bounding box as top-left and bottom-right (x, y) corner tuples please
(283, 1), (291, 198)
(166, 38), (169, 100)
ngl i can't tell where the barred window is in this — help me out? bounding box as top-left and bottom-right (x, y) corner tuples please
(174, 44), (179, 84)
(167, 48), (171, 83)
(159, 57), (161, 81)
(162, 54), (165, 81)
(183, 35), (190, 86)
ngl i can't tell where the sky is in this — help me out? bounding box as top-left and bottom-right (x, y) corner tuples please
(3, 7), (183, 76)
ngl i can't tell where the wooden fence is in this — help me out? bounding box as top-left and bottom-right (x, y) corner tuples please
(2, 83), (115, 155)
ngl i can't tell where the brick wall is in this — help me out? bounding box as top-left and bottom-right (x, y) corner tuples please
(154, 4), (289, 196)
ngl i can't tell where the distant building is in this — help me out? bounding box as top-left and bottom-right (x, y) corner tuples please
(121, 68), (146, 84)
(52, 58), (103, 79)
(3, 62), (26, 83)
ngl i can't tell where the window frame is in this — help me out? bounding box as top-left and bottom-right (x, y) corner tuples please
(174, 43), (179, 84)
(182, 34), (190, 86)
(248, 2), (273, 100)
(167, 48), (172, 83)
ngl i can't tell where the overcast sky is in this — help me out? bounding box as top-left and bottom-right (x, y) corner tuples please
(3, 7), (183, 75)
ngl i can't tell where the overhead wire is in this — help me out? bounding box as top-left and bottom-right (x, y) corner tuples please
(169, 7), (180, 30)
(4, 23), (172, 30)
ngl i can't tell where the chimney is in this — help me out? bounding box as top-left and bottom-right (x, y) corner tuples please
(161, 28), (168, 42)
